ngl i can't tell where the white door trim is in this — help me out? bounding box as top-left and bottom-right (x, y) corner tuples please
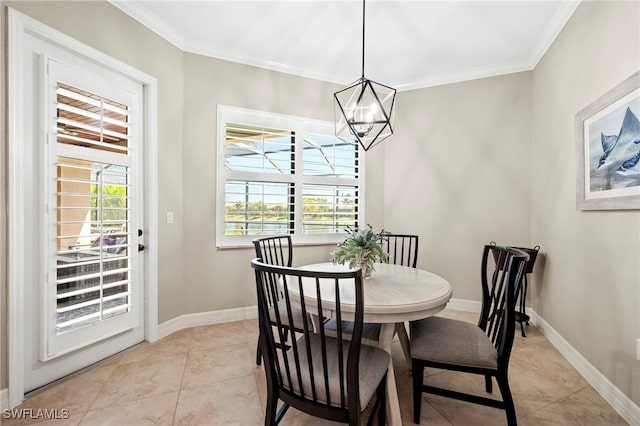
(7, 8), (159, 408)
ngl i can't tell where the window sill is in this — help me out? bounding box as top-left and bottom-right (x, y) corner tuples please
(216, 234), (345, 250)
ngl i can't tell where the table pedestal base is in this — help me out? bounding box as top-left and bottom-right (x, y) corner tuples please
(379, 322), (402, 426)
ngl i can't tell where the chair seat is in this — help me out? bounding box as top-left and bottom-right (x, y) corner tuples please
(323, 319), (381, 342)
(270, 300), (314, 331)
(279, 333), (390, 409)
(410, 316), (498, 370)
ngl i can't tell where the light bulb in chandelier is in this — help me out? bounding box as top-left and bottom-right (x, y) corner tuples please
(347, 102), (375, 137)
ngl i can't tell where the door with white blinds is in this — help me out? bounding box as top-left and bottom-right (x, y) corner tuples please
(26, 57), (145, 389)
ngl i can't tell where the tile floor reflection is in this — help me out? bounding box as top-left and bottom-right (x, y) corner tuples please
(5, 310), (628, 425)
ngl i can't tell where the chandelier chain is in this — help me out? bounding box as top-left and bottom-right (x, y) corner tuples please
(361, 0), (366, 79)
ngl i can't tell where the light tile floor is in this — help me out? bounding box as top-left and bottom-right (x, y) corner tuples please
(5, 310), (629, 425)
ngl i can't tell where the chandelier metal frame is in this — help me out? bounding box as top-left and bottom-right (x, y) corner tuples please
(334, 0), (396, 152)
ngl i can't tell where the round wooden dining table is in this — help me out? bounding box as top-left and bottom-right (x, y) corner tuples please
(293, 262), (453, 426)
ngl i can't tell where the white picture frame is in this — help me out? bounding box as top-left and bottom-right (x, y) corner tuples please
(576, 71), (640, 210)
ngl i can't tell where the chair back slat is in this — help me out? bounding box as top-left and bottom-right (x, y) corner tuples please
(253, 235), (293, 267)
(296, 276), (318, 402)
(487, 249), (508, 343)
(252, 259), (365, 416)
(334, 277), (346, 408)
(253, 236), (293, 311)
(381, 233), (419, 268)
(272, 274), (294, 392)
(284, 276), (305, 399)
(479, 244), (527, 366)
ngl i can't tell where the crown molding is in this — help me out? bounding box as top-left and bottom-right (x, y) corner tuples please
(527, 0), (581, 69)
(109, 0), (581, 93)
(184, 38), (347, 86)
(109, 0), (186, 50)
(393, 62), (533, 92)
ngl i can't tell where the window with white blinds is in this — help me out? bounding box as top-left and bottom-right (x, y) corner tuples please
(55, 158), (131, 333)
(57, 82), (129, 153)
(217, 106), (364, 247)
(302, 184), (358, 234)
(224, 180), (294, 235)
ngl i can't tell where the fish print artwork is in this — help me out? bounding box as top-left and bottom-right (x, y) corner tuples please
(587, 92), (640, 193)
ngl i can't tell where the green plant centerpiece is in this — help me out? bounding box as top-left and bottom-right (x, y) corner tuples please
(331, 225), (389, 279)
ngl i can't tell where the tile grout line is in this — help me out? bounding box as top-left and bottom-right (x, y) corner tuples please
(172, 333), (193, 425)
(78, 355), (122, 422)
(422, 397), (454, 426)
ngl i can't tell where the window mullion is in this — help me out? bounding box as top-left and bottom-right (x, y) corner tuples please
(293, 125), (304, 236)
(225, 170), (294, 184)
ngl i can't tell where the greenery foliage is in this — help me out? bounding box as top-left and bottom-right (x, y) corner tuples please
(224, 196), (357, 235)
(331, 225), (389, 277)
(90, 184), (128, 224)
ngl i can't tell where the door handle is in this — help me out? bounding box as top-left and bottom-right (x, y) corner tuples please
(138, 229), (145, 252)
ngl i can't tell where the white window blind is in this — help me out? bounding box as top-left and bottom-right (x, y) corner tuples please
(303, 133), (359, 178)
(225, 123), (294, 174)
(217, 106), (364, 247)
(224, 180), (294, 235)
(55, 158), (131, 333)
(56, 83), (129, 153)
(302, 184), (358, 234)
(53, 82), (132, 334)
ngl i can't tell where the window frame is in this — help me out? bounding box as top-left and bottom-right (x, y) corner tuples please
(216, 105), (365, 248)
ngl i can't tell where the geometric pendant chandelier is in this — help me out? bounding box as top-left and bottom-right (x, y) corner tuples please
(334, 0), (396, 152)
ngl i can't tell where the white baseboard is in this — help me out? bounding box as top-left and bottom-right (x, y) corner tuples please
(1, 388), (8, 411)
(156, 305), (258, 340)
(153, 300), (640, 424)
(528, 311), (640, 425)
(450, 299), (640, 425)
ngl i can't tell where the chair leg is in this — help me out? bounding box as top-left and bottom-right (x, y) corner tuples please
(519, 276), (528, 337)
(264, 390), (278, 426)
(377, 374), (387, 426)
(412, 361), (424, 424)
(496, 372), (517, 426)
(256, 340), (262, 366)
(485, 375), (493, 393)
(349, 403), (362, 426)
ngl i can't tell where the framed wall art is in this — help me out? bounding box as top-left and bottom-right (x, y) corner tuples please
(576, 71), (640, 210)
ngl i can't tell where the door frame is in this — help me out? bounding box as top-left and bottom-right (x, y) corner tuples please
(7, 8), (159, 408)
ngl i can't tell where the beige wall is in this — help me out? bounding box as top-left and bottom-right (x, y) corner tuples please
(2, 0), (638, 409)
(387, 72), (533, 301)
(4, 0), (187, 325)
(180, 53), (385, 314)
(531, 0), (640, 404)
(0, 0), (385, 386)
(0, 0), (187, 388)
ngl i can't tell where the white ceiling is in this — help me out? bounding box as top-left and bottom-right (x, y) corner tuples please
(111, 0), (581, 91)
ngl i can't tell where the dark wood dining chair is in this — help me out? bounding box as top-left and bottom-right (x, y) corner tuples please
(325, 233), (419, 364)
(381, 233), (419, 362)
(409, 244), (527, 425)
(491, 242), (540, 337)
(252, 235), (313, 366)
(251, 259), (389, 425)
(381, 233), (419, 268)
